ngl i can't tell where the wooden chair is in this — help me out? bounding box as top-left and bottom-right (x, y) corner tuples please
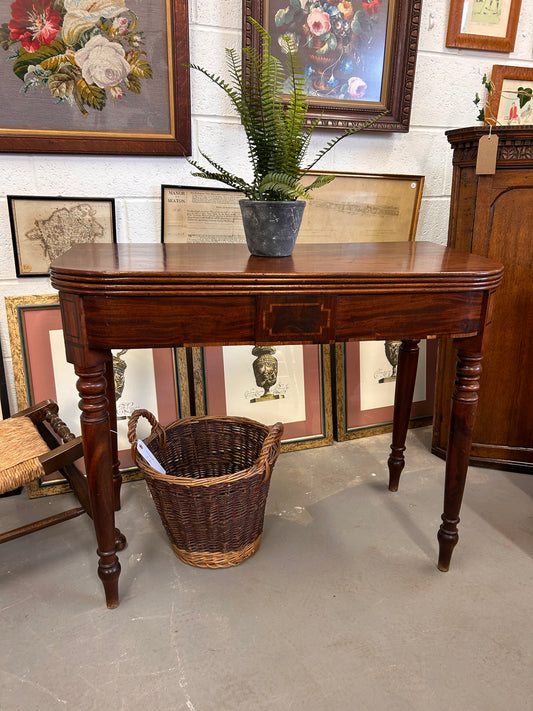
(0, 399), (125, 549)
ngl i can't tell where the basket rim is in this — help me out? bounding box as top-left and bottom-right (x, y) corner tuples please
(133, 413), (280, 487)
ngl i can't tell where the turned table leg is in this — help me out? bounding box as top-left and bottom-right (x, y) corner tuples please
(388, 339), (420, 491)
(76, 358), (121, 608)
(437, 348), (483, 571)
(105, 355), (122, 512)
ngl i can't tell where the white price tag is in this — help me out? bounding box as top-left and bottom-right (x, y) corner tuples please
(136, 440), (166, 475)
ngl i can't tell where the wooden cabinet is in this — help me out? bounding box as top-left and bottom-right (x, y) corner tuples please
(432, 126), (533, 473)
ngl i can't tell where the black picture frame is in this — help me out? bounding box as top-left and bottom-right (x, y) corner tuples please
(7, 196), (117, 277)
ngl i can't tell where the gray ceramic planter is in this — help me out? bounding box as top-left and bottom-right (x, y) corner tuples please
(239, 200), (306, 257)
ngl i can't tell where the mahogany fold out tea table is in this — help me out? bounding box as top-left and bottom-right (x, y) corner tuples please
(50, 241), (503, 609)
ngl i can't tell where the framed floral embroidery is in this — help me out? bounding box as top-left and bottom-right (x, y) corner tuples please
(0, 0), (191, 155)
(244, 0), (422, 132)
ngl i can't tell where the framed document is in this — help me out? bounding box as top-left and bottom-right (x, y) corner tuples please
(161, 173), (423, 244)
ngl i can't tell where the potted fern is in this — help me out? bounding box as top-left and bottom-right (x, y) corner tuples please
(188, 19), (384, 257)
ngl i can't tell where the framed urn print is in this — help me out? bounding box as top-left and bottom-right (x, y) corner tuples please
(0, 0), (191, 155)
(446, 0), (522, 53)
(5, 294), (186, 496)
(7, 196), (116, 277)
(191, 344), (333, 451)
(244, 0), (423, 132)
(334, 339), (438, 440)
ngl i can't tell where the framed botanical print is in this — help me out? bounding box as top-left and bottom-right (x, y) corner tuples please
(0, 0), (191, 155)
(191, 344), (334, 451)
(335, 338), (438, 440)
(487, 65), (533, 126)
(5, 294), (187, 496)
(7, 196), (116, 276)
(446, 0), (522, 53)
(244, 0), (423, 132)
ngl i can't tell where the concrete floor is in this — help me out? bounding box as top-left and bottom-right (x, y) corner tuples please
(1, 426), (532, 711)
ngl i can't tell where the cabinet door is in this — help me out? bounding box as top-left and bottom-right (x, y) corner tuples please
(433, 168), (533, 470)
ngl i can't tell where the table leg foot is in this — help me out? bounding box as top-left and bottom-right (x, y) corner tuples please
(97, 548), (121, 609)
(437, 516), (459, 571)
(388, 454), (404, 492)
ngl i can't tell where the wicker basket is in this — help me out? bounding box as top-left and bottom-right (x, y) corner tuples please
(128, 410), (284, 568)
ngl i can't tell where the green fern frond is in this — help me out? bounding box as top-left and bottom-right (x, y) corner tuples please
(187, 19), (387, 201)
(257, 172), (311, 200)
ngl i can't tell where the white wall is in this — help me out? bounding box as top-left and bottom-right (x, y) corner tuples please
(1, 0), (532, 410)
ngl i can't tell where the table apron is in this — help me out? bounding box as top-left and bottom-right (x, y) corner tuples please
(62, 290), (485, 350)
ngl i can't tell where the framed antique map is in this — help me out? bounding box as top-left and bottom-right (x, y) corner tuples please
(162, 173), (423, 243)
(7, 196), (116, 276)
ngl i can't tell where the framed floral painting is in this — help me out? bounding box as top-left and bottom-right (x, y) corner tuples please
(244, 0), (422, 132)
(8, 196), (116, 276)
(0, 0), (191, 155)
(5, 294), (187, 496)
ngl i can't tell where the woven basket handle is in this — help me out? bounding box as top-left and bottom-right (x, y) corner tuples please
(127, 409), (166, 465)
(258, 421), (284, 482)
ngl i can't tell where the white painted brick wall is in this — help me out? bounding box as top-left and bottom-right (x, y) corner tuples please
(1, 0), (532, 408)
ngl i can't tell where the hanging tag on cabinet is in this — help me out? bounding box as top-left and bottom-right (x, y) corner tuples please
(476, 132), (499, 174)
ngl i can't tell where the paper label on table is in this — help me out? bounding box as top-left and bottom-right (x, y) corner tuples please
(136, 440), (166, 474)
(476, 134), (499, 175)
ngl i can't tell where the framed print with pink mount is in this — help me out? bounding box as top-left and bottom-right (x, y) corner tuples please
(0, 0), (191, 155)
(335, 339), (438, 440)
(191, 344), (333, 452)
(5, 294), (187, 497)
(446, 0), (522, 53)
(244, 0), (423, 132)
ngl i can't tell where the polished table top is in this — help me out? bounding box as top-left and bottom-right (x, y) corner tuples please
(50, 241), (503, 295)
